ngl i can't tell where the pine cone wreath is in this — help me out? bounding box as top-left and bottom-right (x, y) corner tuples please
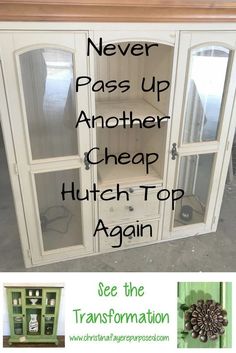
(184, 299), (228, 343)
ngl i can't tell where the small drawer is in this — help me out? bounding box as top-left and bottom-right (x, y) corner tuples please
(99, 219), (159, 252)
(99, 191), (160, 225)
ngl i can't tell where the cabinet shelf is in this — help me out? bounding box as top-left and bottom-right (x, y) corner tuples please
(96, 98), (166, 126)
(98, 158), (163, 188)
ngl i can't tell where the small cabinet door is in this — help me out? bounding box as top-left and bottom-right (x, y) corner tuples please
(177, 282), (232, 348)
(164, 32), (236, 240)
(7, 288), (26, 338)
(0, 32), (94, 265)
(42, 288), (61, 337)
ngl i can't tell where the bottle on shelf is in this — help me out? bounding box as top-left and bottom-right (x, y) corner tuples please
(13, 298), (18, 306)
(29, 314), (39, 333)
(50, 298), (55, 306)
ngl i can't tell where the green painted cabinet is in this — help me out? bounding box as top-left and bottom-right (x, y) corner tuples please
(177, 282), (232, 348)
(5, 286), (62, 345)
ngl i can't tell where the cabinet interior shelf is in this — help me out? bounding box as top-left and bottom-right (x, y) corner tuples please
(98, 160), (163, 189)
(96, 98), (166, 126)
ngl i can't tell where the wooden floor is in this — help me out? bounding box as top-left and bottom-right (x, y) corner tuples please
(3, 336), (65, 348)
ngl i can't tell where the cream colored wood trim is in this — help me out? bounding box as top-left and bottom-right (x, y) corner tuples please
(1, 22), (236, 31)
(0, 59), (32, 268)
(163, 32), (191, 240)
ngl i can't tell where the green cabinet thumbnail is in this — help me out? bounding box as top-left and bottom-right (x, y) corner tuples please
(5, 286), (62, 345)
(177, 282), (232, 348)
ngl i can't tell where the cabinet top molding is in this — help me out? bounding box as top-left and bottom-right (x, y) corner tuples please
(1, 0), (236, 22)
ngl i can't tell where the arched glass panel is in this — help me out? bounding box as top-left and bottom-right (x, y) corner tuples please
(183, 46), (230, 143)
(19, 48), (77, 159)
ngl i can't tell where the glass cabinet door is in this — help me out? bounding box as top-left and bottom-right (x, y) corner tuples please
(0, 32), (94, 265)
(42, 289), (60, 337)
(164, 32), (236, 239)
(8, 289), (25, 337)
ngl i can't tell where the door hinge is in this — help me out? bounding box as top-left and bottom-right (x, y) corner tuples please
(14, 163), (19, 175)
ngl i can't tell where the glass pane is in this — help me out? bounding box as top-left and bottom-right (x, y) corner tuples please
(45, 292), (57, 306)
(19, 48), (77, 159)
(12, 292), (22, 314)
(174, 154), (214, 227)
(45, 292), (57, 316)
(46, 307), (55, 315)
(35, 169), (83, 251)
(183, 46), (230, 143)
(14, 318), (23, 335)
(45, 317), (54, 335)
(13, 307), (22, 315)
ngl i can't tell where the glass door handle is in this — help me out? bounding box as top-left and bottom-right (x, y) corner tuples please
(171, 143), (178, 160)
(84, 152), (90, 170)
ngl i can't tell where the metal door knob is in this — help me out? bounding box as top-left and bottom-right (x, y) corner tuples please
(183, 299), (228, 343)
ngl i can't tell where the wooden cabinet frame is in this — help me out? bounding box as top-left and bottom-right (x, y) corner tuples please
(5, 285), (63, 345)
(1, 23), (236, 267)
